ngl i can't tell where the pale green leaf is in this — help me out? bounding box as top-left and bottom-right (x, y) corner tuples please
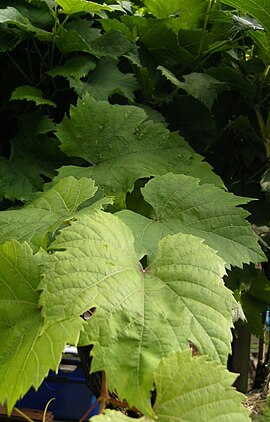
(248, 30), (270, 65)
(40, 212), (236, 414)
(68, 57), (137, 101)
(56, 0), (113, 15)
(221, 0), (270, 32)
(92, 410), (146, 422)
(48, 56), (96, 78)
(116, 173), (265, 268)
(0, 176), (104, 248)
(11, 85), (56, 108)
(0, 241), (82, 412)
(55, 95), (223, 205)
(153, 350), (250, 422)
(157, 65), (182, 87)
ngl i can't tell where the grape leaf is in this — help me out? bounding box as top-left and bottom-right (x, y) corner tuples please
(68, 57), (137, 101)
(0, 7), (53, 41)
(158, 70), (226, 109)
(116, 173), (265, 268)
(153, 350), (250, 421)
(55, 95), (223, 205)
(47, 56), (96, 78)
(0, 240), (83, 412)
(0, 176), (110, 248)
(143, 0), (207, 25)
(39, 211), (236, 414)
(11, 85), (56, 107)
(56, 0), (113, 15)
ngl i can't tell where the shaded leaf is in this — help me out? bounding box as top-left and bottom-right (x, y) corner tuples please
(0, 7), (53, 41)
(40, 211), (235, 414)
(11, 85), (56, 108)
(116, 173), (265, 268)
(69, 57), (137, 101)
(48, 56), (96, 78)
(55, 95), (223, 205)
(220, 0), (270, 32)
(160, 70), (226, 109)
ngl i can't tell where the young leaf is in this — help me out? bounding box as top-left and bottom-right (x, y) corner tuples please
(55, 95), (223, 205)
(0, 240), (83, 412)
(40, 211), (236, 414)
(153, 350), (250, 421)
(116, 173), (265, 268)
(11, 85), (56, 108)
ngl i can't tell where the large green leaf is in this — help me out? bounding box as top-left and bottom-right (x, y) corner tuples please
(88, 351), (250, 421)
(116, 173), (265, 268)
(0, 176), (109, 248)
(0, 240), (82, 412)
(40, 211), (236, 414)
(221, 0), (270, 33)
(153, 350), (250, 421)
(55, 95), (223, 205)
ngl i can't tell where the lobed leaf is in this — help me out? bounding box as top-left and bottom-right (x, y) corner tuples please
(0, 176), (109, 248)
(55, 95), (223, 205)
(116, 173), (265, 268)
(11, 85), (56, 108)
(40, 211), (236, 414)
(153, 350), (251, 421)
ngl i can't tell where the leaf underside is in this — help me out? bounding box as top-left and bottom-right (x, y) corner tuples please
(39, 211), (236, 414)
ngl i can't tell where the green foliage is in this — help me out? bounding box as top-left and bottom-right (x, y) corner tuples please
(1, 0), (270, 420)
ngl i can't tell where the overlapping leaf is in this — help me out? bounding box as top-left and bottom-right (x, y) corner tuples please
(68, 57), (137, 101)
(153, 350), (250, 421)
(221, 0), (270, 32)
(55, 95), (223, 205)
(40, 211), (236, 414)
(0, 240), (82, 412)
(0, 7), (53, 41)
(0, 176), (110, 248)
(116, 173), (265, 268)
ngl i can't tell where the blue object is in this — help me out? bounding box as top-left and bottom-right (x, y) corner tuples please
(16, 357), (99, 421)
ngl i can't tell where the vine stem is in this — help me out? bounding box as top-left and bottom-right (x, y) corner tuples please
(14, 407), (34, 422)
(7, 54), (33, 85)
(198, 0), (214, 55)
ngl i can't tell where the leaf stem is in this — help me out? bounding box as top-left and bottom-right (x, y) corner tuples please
(7, 54), (33, 85)
(198, 0), (214, 55)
